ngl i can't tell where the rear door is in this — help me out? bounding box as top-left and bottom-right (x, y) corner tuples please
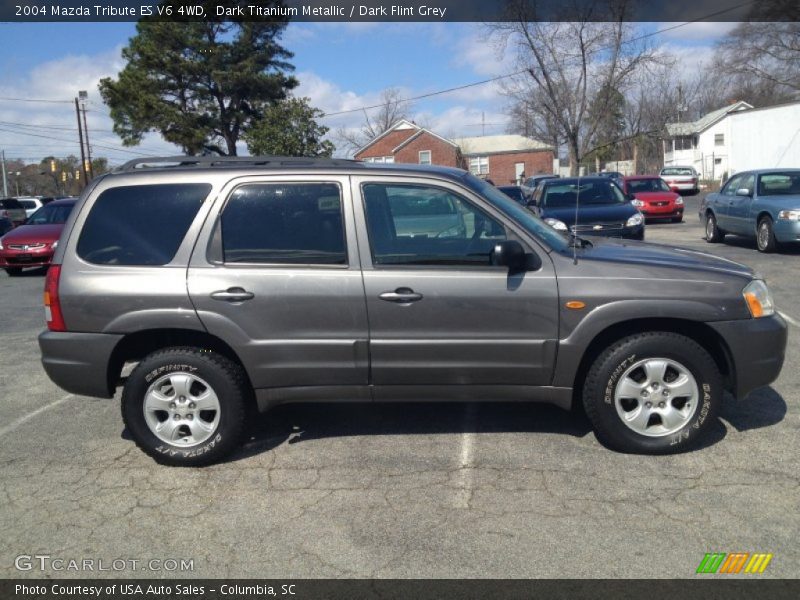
(187, 175), (370, 391)
(351, 175), (559, 394)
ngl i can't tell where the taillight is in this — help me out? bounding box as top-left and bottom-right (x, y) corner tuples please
(44, 265), (66, 332)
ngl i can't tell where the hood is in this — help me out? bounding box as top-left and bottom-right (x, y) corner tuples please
(1, 223), (64, 245)
(579, 237), (754, 278)
(542, 202), (637, 225)
(633, 191), (679, 203)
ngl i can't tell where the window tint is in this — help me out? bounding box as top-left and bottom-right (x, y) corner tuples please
(627, 179), (670, 193)
(77, 184), (209, 265)
(721, 174), (742, 196)
(19, 200), (38, 209)
(661, 167), (694, 176)
(220, 183), (346, 265)
(27, 202), (75, 225)
(0, 199), (23, 209)
(758, 172), (800, 196)
(363, 183), (506, 266)
(542, 180), (627, 208)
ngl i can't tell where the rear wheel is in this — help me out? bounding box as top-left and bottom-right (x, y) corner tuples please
(5, 267), (22, 276)
(582, 332), (722, 454)
(756, 216), (778, 253)
(122, 347), (248, 466)
(705, 213), (724, 243)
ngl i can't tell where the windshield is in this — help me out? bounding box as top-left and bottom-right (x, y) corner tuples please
(27, 203), (74, 225)
(661, 168), (694, 176)
(498, 186), (526, 204)
(627, 178), (671, 193)
(542, 180), (627, 208)
(463, 174), (569, 252)
(758, 172), (800, 196)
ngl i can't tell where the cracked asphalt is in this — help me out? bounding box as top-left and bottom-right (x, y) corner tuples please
(1, 194), (798, 579)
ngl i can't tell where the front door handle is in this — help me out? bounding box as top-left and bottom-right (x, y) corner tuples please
(379, 287), (423, 304)
(211, 287), (255, 302)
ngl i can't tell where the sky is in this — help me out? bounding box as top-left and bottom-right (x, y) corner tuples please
(0, 20), (738, 165)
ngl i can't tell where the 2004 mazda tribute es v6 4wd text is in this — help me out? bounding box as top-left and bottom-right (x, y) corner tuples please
(38, 157), (788, 466)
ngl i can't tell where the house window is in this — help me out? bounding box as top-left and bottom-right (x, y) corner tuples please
(469, 156), (489, 175)
(715, 134), (724, 146)
(418, 150), (431, 165)
(674, 136), (693, 151)
(715, 158), (722, 165)
(364, 156), (394, 164)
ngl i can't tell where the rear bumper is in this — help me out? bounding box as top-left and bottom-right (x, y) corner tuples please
(667, 183), (698, 193)
(39, 331), (123, 398)
(709, 314), (788, 399)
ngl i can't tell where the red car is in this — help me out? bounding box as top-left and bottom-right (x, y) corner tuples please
(0, 198), (76, 276)
(621, 176), (684, 223)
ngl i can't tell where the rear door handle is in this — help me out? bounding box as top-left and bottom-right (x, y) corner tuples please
(379, 287), (423, 304)
(211, 287), (255, 302)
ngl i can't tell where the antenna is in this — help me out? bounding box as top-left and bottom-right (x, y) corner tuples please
(573, 169), (581, 265)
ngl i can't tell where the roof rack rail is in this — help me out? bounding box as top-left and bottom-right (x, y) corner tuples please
(115, 156), (363, 172)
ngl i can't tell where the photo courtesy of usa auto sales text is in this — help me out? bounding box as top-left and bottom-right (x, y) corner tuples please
(16, 584), (299, 596)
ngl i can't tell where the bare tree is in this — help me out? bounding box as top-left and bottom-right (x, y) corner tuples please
(493, 0), (663, 174)
(336, 87), (415, 156)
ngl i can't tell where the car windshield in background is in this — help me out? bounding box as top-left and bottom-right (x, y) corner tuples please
(758, 172), (800, 196)
(542, 180), (627, 208)
(662, 168), (694, 176)
(27, 203), (75, 225)
(497, 186), (526, 204)
(463, 174), (569, 252)
(628, 179), (671, 193)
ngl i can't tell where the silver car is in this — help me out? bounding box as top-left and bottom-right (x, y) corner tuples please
(660, 166), (699, 195)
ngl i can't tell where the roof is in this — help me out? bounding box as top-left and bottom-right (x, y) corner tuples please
(353, 119), (420, 156)
(666, 100), (753, 136)
(453, 134), (551, 155)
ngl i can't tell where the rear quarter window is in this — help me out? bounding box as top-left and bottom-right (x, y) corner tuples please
(0, 199), (24, 209)
(77, 183), (210, 265)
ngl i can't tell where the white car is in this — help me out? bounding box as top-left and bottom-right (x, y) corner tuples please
(660, 166), (699, 195)
(16, 197), (47, 219)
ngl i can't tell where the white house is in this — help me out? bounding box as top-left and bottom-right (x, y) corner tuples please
(728, 101), (800, 174)
(663, 100), (752, 181)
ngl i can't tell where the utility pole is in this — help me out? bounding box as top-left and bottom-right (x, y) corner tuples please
(79, 91), (94, 179)
(1, 150), (8, 197)
(75, 97), (88, 186)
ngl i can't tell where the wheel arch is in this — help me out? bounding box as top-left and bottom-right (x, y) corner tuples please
(569, 318), (735, 411)
(107, 328), (253, 398)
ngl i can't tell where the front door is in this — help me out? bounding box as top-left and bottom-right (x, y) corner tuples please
(351, 176), (559, 392)
(726, 173), (755, 235)
(188, 176), (369, 390)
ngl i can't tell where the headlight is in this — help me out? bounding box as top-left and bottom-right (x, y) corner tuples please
(626, 213), (644, 227)
(544, 218), (568, 231)
(743, 280), (775, 318)
(0, 240), (4, 250)
(631, 199), (644, 207)
(51, 240), (58, 249)
(777, 210), (800, 221)
(675, 198), (684, 205)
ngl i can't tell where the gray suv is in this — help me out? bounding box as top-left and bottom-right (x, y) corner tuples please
(39, 157), (788, 466)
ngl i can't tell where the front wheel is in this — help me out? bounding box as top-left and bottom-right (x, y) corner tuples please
(705, 213), (724, 243)
(756, 216), (778, 253)
(122, 347), (248, 466)
(582, 332), (722, 454)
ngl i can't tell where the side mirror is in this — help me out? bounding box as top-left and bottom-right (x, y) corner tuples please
(735, 188), (752, 197)
(491, 240), (528, 272)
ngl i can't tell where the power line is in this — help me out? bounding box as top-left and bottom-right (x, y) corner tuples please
(320, 2), (754, 119)
(0, 96), (74, 104)
(0, 125), (156, 157)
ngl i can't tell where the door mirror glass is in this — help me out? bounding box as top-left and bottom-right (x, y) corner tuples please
(735, 188), (752, 197)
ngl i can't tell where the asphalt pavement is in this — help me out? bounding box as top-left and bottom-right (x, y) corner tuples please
(0, 193), (798, 579)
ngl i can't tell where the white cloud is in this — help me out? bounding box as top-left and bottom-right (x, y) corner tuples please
(655, 21), (738, 43)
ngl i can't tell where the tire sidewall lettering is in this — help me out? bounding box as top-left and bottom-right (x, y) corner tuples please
(144, 364), (199, 383)
(604, 353), (637, 404)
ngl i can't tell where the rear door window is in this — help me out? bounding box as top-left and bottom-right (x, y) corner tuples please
(218, 183), (346, 265)
(77, 183), (210, 265)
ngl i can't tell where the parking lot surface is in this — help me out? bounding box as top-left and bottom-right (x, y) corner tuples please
(1, 194), (798, 579)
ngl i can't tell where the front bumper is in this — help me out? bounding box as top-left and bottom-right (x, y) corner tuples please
(39, 331), (123, 398)
(0, 248), (55, 269)
(709, 314), (788, 399)
(773, 219), (800, 244)
(578, 224), (645, 240)
(642, 206), (683, 219)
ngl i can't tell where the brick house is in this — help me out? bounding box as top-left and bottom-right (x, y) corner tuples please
(354, 120), (553, 184)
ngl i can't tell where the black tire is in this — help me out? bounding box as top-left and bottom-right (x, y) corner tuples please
(122, 347), (248, 466)
(704, 212), (724, 243)
(582, 332), (722, 454)
(756, 216), (778, 253)
(5, 267), (22, 276)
